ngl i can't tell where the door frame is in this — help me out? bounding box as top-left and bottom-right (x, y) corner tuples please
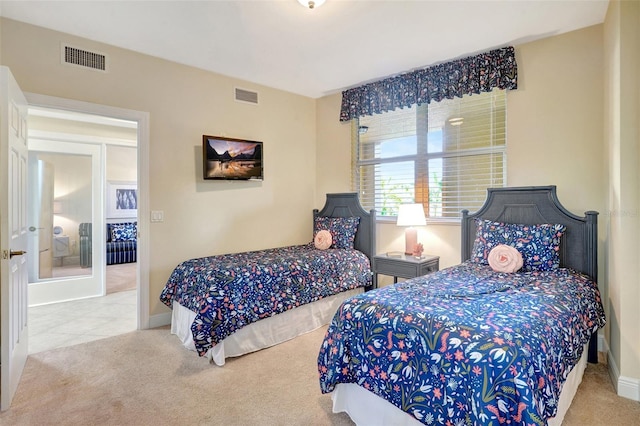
(25, 93), (150, 330)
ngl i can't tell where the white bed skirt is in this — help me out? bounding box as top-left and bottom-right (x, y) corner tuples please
(331, 343), (589, 426)
(171, 287), (363, 366)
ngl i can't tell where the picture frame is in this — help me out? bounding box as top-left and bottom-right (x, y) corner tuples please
(202, 135), (263, 180)
(107, 181), (137, 219)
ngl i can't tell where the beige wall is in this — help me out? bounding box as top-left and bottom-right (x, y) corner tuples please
(315, 95), (352, 204)
(1, 18), (317, 318)
(507, 25), (605, 215)
(107, 145), (137, 184)
(604, 0), (640, 396)
(317, 25), (606, 279)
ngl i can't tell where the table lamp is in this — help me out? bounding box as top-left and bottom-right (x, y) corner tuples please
(397, 203), (426, 255)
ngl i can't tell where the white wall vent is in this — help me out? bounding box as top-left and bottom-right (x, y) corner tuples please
(61, 44), (108, 72)
(235, 87), (259, 104)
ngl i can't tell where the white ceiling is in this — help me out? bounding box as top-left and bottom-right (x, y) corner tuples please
(0, 0), (609, 99)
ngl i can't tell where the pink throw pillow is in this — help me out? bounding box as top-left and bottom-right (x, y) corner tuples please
(314, 230), (332, 250)
(488, 244), (523, 273)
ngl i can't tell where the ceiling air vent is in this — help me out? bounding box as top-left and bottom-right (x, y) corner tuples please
(62, 44), (108, 72)
(235, 87), (259, 105)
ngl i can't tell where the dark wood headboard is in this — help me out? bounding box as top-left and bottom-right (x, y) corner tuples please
(314, 193), (377, 289)
(460, 186), (599, 363)
(461, 186), (598, 280)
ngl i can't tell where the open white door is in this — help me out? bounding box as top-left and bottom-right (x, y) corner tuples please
(0, 67), (29, 410)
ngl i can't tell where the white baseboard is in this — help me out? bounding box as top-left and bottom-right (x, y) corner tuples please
(618, 375), (640, 402)
(598, 333), (607, 353)
(149, 312), (171, 328)
(606, 350), (640, 402)
(607, 352), (621, 390)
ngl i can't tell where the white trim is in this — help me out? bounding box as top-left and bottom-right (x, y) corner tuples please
(24, 92), (151, 330)
(598, 332), (608, 354)
(149, 312), (171, 329)
(607, 351), (640, 402)
(28, 129), (136, 147)
(607, 351), (621, 389)
(29, 106), (133, 128)
(618, 375), (640, 402)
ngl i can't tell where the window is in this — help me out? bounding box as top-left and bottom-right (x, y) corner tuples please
(353, 89), (506, 220)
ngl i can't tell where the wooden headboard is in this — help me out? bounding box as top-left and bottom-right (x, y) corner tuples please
(314, 193), (377, 289)
(460, 185), (599, 362)
(461, 186), (598, 280)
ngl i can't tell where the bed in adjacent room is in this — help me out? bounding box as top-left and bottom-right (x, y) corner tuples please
(318, 186), (606, 426)
(160, 192), (376, 365)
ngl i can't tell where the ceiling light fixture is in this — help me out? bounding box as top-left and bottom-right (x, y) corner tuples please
(298, 0), (325, 9)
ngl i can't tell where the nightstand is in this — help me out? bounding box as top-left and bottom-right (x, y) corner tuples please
(373, 253), (440, 286)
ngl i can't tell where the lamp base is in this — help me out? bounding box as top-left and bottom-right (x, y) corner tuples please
(405, 227), (417, 255)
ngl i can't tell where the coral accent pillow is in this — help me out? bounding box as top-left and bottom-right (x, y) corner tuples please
(488, 244), (523, 273)
(314, 230), (332, 250)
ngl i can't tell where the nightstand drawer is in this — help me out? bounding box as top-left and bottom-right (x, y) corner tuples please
(418, 261), (439, 276)
(373, 254), (440, 287)
(375, 258), (419, 278)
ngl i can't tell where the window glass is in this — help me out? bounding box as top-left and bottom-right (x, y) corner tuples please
(353, 89), (506, 220)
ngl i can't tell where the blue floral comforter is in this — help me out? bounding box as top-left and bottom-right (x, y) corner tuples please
(318, 262), (606, 425)
(160, 243), (371, 356)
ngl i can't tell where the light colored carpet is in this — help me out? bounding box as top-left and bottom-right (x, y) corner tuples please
(1, 326), (638, 425)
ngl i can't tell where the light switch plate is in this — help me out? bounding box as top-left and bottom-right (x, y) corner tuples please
(151, 210), (164, 222)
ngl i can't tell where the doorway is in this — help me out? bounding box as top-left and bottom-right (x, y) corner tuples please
(24, 101), (146, 353)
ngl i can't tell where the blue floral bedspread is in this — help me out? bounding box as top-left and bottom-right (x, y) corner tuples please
(160, 243), (371, 356)
(318, 262), (606, 425)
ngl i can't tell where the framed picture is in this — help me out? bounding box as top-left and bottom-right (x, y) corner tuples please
(107, 181), (137, 219)
(202, 135), (263, 181)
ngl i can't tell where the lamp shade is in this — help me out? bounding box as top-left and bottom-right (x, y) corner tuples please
(396, 204), (426, 227)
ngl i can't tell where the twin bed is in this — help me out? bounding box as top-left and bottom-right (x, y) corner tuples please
(318, 186), (605, 425)
(160, 192), (376, 365)
(160, 186), (605, 425)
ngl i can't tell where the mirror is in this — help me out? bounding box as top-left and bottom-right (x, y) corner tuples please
(30, 151), (93, 280)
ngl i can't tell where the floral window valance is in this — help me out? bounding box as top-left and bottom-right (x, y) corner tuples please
(339, 46), (517, 122)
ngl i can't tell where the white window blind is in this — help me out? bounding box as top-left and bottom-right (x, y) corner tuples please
(353, 89), (506, 219)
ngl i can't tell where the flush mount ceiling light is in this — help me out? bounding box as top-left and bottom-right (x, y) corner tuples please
(298, 0), (326, 9)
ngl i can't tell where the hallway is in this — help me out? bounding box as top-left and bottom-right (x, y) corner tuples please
(28, 263), (137, 354)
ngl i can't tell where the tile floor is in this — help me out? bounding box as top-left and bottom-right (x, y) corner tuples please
(28, 289), (137, 354)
